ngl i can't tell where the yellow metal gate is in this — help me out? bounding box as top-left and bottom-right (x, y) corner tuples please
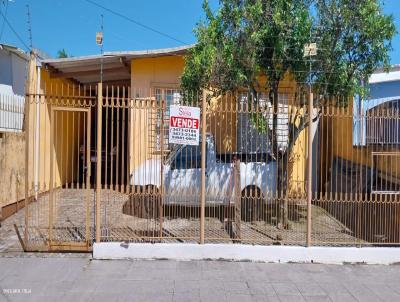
(18, 83), (97, 252)
(47, 107), (92, 251)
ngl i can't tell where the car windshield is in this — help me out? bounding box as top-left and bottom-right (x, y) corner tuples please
(165, 144), (184, 165)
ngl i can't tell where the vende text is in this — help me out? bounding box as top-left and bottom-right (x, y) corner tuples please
(170, 117), (199, 129)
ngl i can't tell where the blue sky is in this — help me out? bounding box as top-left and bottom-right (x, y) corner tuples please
(0, 0), (399, 64)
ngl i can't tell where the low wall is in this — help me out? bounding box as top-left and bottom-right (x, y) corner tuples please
(0, 132), (25, 219)
(93, 243), (400, 265)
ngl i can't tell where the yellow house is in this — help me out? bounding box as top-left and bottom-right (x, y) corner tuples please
(25, 45), (308, 201)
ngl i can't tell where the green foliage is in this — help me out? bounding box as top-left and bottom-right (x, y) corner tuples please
(181, 0), (396, 103)
(57, 49), (69, 58)
(181, 0), (312, 96)
(313, 0), (396, 101)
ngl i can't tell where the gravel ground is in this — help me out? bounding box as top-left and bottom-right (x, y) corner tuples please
(1, 188), (360, 253)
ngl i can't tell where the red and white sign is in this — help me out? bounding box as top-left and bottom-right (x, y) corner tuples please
(169, 105), (200, 145)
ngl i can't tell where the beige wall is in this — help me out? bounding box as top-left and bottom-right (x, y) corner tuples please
(0, 132), (25, 209)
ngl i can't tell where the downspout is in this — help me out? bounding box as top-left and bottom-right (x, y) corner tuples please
(34, 61), (41, 201)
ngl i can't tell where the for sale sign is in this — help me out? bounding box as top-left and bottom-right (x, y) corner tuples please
(169, 105), (200, 145)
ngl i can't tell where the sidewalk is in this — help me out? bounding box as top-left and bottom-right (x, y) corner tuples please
(0, 254), (399, 302)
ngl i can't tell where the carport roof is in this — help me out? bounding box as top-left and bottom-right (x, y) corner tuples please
(41, 45), (193, 85)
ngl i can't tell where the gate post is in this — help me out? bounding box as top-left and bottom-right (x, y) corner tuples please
(306, 92), (313, 247)
(200, 90), (207, 244)
(96, 82), (103, 243)
(24, 53), (35, 244)
(234, 159), (241, 241)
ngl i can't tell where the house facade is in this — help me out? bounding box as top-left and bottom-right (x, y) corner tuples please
(26, 45), (308, 200)
(13, 45), (400, 250)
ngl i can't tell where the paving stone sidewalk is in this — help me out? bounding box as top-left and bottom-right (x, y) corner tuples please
(0, 255), (400, 302)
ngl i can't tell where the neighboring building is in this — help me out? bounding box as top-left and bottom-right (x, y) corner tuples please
(0, 44), (29, 221)
(0, 44), (28, 132)
(317, 65), (400, 243)
(0, 44), (28, 95)
(0, 44), (49, 221)
(324, 65), (400, 196)
(354, 65), (400, 147)
(354, 66), (400, 194)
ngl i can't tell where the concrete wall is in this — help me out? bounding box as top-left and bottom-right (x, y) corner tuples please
(0, 132), (25, 209)
(0, 49), (28, 213)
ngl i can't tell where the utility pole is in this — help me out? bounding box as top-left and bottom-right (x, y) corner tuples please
(26, 5), (33, 51)
(96, 14), (104, 84)
(95, 14), (104, 243)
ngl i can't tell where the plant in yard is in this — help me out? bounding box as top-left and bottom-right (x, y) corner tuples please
(181, 0), (395, 228)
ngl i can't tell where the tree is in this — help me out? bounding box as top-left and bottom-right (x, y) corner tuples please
(57, 49), (69, 58)
(181, 0), (395, 227)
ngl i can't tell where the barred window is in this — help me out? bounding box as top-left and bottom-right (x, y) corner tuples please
(151, 88), (181, 153)
(237, 92), (289, 153)
(366, 100), (400, 145)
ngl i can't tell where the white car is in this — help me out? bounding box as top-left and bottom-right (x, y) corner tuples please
(130, 134), (277, 217)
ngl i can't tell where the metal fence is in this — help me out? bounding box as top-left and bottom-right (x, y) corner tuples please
(17, 84), (400, 251)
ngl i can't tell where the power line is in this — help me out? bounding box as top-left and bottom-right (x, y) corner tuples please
(0, 7), (30, 50)
(83, 0), (187, 45)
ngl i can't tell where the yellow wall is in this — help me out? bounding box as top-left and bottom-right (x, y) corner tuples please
(129, 56), (185, 170)
(129, 57), (307, 197)
(27, 66), (86, 195)
(131, 56), (185, 93)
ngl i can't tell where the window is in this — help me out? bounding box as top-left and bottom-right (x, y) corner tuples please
(276, 93), (289, 150)
(151, 88), (181, 152)
(366, 100), (400, 145)
(353, 97), (400, 146)
(172, 145), (202, 170)
(237, 92), (289, 153)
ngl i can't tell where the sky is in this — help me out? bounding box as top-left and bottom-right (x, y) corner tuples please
(0, 0), (399, 64)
